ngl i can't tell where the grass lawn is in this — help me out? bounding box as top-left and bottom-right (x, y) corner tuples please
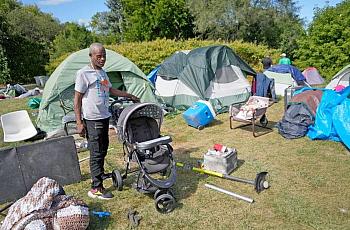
(0, 97), (349, 229)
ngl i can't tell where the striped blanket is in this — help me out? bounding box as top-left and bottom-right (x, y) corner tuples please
(1, 177), (89, 230)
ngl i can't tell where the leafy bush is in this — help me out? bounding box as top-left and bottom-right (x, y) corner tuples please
(45, 53), (70, 75)
(108, 39), (279, 74)
(0, 45), (10, 84)
(47, 38), (279, 76)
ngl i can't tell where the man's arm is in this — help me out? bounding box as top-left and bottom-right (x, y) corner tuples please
(110, 88), (139, 102)
(74, 91), (85, 136)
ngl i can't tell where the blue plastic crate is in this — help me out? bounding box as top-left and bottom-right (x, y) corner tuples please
(183, 100), (216, 129)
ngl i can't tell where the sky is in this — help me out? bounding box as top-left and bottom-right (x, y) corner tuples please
(20, 0), (344, 26)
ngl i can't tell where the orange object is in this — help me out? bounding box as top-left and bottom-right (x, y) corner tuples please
(101, 79), (109, 87)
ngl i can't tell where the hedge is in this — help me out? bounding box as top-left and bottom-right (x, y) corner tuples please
(46, 38), (280, 76)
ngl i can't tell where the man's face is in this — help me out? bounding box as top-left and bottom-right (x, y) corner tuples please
(90, 47), (106, 69)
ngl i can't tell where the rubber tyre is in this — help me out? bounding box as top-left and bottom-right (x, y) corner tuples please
(155, 194), (176, 214)
(154, 189), (174, 200)
(260, 117), (268, 127)
(154, 189), (166, 200)
(112, 169), (123, 191)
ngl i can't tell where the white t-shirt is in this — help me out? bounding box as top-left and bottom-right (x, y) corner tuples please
(74, 65), (112, 120)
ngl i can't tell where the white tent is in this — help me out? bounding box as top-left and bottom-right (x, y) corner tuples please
(156, 65), (251, 108)
(326, 64), (350, 89)
(263, 70), (298, 96)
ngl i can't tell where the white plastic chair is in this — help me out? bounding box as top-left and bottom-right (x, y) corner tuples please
(1, 110), (37, 142)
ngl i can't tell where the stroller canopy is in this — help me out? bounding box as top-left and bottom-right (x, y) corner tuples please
(117, 103), (164, 142)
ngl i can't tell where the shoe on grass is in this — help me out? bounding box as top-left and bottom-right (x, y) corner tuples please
(88, 187), (114, 200)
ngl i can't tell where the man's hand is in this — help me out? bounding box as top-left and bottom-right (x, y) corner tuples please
(130, 95), (140, 102)
(110, 88), (140, 102)
(76, 123), (86, 137)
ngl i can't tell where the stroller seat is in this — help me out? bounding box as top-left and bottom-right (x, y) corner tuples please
(143, 147), (171, 174)
(127, 117), (172, 174)
(127, 116), (159, 142)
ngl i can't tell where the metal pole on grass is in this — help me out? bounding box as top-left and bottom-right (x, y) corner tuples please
(204, 183), (254, 203)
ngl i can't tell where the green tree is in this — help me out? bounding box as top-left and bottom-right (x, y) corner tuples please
(0, 0), (61, 83)
(91, 12), (111, 34)
(188, 0), (304, 53)
(0, 0), (20, 14)
(295, 0), (350, 80)
(6, 5), (61, 44)
(90, 12), (121, 44)
(121, 0), (194, 41)
(187, 0), (242, 40)
(105, 0), (124, 34)
(0, 4), (12, 84)
(0, 45), (10, 84)
(90, 0), (123, 43)
(151, 0), (194, 39)
(50, 23), (93, 60)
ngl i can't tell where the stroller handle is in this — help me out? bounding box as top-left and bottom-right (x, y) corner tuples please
(136, 136), (172, 150)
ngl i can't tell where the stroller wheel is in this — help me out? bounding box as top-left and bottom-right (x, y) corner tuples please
(154, 189), (174, 200)
(260, 115), (268, 127)
(112, 169), (123, 191)
(155, 194), (176, 214)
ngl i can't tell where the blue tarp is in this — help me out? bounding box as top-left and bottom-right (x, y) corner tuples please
(307, 86), (350, 149)
(147, 66), (160, 85)
(267, 64), (306, 82)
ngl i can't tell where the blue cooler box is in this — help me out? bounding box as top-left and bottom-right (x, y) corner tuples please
(183, 100), (216, 129)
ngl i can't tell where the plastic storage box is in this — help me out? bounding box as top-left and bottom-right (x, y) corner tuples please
(183, 100), (216, 129)
(284, 86), (304, 111)
(203, 148), (238, 174)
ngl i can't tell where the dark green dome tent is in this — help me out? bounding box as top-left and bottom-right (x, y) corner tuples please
(37, 48), (157, 132)
(155, 45), (256, 110)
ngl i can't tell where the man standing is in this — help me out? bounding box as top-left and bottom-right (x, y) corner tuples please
(74, 43), (139, 200)
(261, 56), (273, 70)
(278, 53), (292, 65)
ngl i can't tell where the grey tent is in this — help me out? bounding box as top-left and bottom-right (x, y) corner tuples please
(326, 64), (350, 90)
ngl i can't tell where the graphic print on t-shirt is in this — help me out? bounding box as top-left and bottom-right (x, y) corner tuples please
(95, 70), (110, 106)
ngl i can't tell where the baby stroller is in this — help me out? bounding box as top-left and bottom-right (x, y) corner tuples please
(113, 102), (177, 213)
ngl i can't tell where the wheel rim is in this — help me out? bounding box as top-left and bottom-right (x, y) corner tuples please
(155, 194), (175, 213)
(255, 172), (268, 193)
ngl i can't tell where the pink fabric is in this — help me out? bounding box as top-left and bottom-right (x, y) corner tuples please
(335, 85), (346, 92)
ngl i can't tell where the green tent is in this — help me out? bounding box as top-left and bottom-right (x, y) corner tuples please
(37, 48), (157, 132)
(155, 45), (256, 110)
